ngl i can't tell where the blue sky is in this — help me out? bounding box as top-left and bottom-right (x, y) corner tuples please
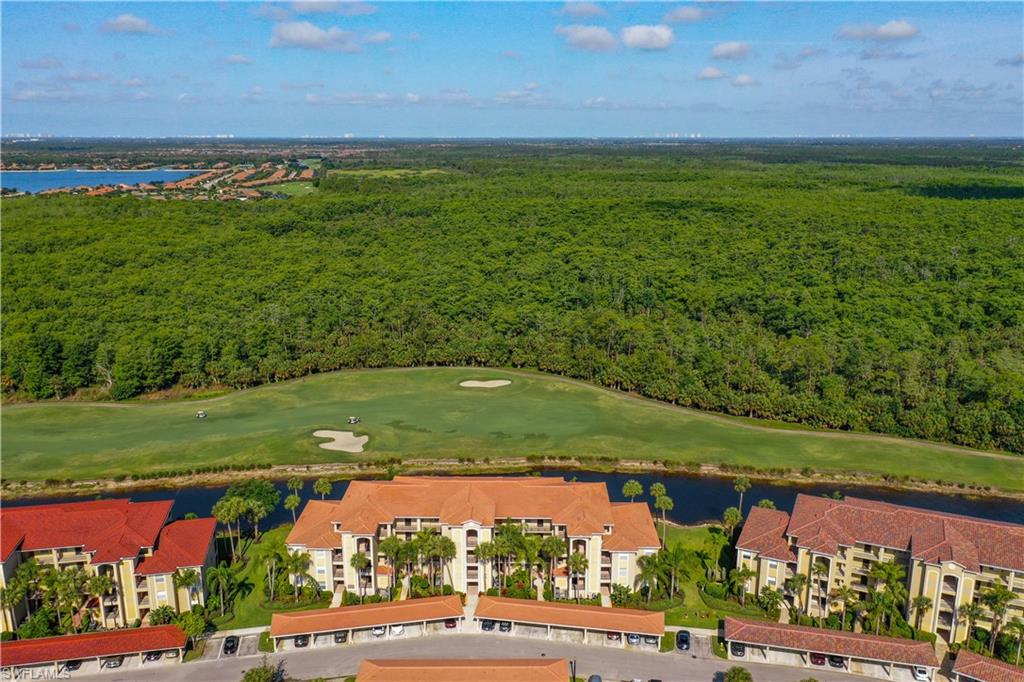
(2, 1), (1022, 137)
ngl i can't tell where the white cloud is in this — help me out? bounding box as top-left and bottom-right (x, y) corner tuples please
(281, 81), (324, 90)
(996, 53), (1024, 67)
(697, 66), (726, 80)
(712, 41), (749, 60)
(621, 25), (674, 51)
(222, 54), (254, 65)
(116, 76), (146, 88)
(663, 6), (711, 24)
(583, 96), (609, 108)
(556, 24), (617, 52)
(101, 13), (163, 35)
(774, 46), (825, 70)
(501, 50), (523, 60)
(305, 91), (398, 106)
(242, 86), (268, 103)
(20, 57), (62, 70)
(837, 20), (919, 41)
(270, 21), (360, 52)
(253, 4), (293, 21)
(404, 93), (421, 104)
(10, 87), (77, 102)
(561, 2), (604, 18)
(176, 93), (197, 104)
(291, 1), (376, 16)
(731, 74), (760, 87)
(61, 70), (105, 83)
(365, 31), (392, 44)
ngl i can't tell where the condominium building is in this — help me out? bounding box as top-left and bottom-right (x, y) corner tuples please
(286, 476), (660, 598)
(735, 494), (1024, 644)
(1, 499), (217, 632)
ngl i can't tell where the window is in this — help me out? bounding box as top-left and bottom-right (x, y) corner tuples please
(767, 576), (777, 586)
(742, 552), (752, 561)
(768, 561), (778, 570)
(317, 566), (326, 574)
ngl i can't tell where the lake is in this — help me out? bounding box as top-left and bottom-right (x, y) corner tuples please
(4, 470), (1021, 528)
(1, 168), (200, 193)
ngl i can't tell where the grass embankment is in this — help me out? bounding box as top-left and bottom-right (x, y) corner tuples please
(657, 522), (773, 629)
(3, 368), (1020, 491)
(212, 525), (329, 631)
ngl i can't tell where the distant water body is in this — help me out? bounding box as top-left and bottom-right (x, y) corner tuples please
(1, 168), (200, 193)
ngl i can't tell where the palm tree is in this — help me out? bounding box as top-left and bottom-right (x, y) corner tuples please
(722, 507), (743, 539)
(1005, 617), (1024, 666)
(756, 499), (776, 510)
(981, 584), (1015, 655)
(729, 567), (757, 607)
(173, 568), (201, 608)
(649, 482), (667, 501)
(811, 562), (829, 626)
(661, 545), (688, 598)
(436, 536), (457, 590)
(313, 478), (332, 499)
(476, 541), (496, 591)
(567, 552), (589, 603)
(286, 551), (313, 602)
(759, 586), (784, 615)
(622, 480), (643, 502)
(86, 573), (115, 628)
(830, 586), (856, 630)
(205, 563), (235, 617)
(350, 552), (370, 604)
(284, 493), (301, 523)
(958, 602), (984, 644)
(521, 535), (542, 587)
(248, 498), (270, 542)
(255, 535), (287, 602)
(654, 496), (674, 543)
(539, 535), (566, 593)
(733, 476), (751, 513)
(414, 529), (440, 590)
(287, 477), (303, 495)
(379, 536), (404, 594)
(12, 560), (42, 620)
(0, 586), (22, 631)
(637, 554), (665, 604)
(786, 574), (808, 615)
(911, 595), (933, 631)
(212, 497), (239, 561)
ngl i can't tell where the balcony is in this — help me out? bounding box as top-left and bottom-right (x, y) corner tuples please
(600, 570), (611, 582)
(334, 568), (345, 580)
(137, 595), (150, 609)
(58, 551), (88, 564)
(395, 521), (418, 531)
(466, 536), (478, 549)
(466, 553), (477, 564)
(940, 597), (956, 612)
(467, 568), (479, 581)
(332, 550), (345, 565)
(601, 554), (612, 567)
(135, 578), (149, 592)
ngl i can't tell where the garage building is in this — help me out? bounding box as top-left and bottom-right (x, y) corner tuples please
(270, 595), (464, 650)
(724, 617), (939, 681)
(473, 595), (664, 647)
(950, 649), (1024, 682)
(0, 624), (186, 678)
(356, 658), (570, 681)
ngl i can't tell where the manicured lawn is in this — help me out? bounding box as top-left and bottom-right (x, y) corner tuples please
(262, 181), (317, 196)
(3, 367), (1020, 489)
(211, 525), (329, 631)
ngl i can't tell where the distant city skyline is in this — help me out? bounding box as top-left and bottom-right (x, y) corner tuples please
(2, 1), (1022, 138)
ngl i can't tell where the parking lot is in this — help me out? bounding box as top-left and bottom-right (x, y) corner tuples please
(202, 634), (260, 661)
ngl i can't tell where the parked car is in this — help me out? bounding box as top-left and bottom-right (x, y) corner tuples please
(481, 619), (496, 631)
(499, 621), (512, 632)
(606, 631), (622, 641)
(293, 634), (310, 648)
(444, 619), (458, 629)
(810, 653), (826, 666)
(730, 642), (746, 657)
(828, 655), (845, 668)
(913, 666), (931, 681)
(643, 635), (659, 646)
(372, 626), (387, 637)
(627, 633), (641, 645)
(144, 651), (162, 662)
(164, 650), (179, 659)
(676, 630), (690, 651)
(223, 636), (239, 655)
(103, 657), (124, 669)
(587, 676), (602, 682)
(390, 624), (404, 636)
(334, 631), (348, 643)
(63, 661), (83, 672)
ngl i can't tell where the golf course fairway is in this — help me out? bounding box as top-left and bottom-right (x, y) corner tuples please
(2, 368), (1020, 491)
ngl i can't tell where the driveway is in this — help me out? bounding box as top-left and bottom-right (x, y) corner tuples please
(69, 633), (884, 682)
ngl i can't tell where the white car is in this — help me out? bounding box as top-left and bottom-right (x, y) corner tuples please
(390, 624), (404, 636)
(371, 626), (386, 637)
(912, 667), (930, 681)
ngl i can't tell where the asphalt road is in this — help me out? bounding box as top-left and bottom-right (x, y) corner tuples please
(72, 634), (876, 682)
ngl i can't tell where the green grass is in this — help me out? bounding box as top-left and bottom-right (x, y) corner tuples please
(182, 639), (205, 663)
(262, 181), (317, 196)
(327, 168), (448, 178)
(212, 525), (329, 631)
(3, 367), (1020, 488)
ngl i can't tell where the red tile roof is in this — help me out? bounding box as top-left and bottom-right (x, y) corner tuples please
(356, 658), (570, 682)
(0, 625), (186, 668)
(135, 517), (217, 576)
(1, 499), (171, 563)
(270, 595), (463, 638)
(604, 502), (660, 551)
(724, 617), (938, 667)
(475, 596), (665, 636)
(291, 476), (618, 539)
(736, 507), (797, 562)
(952, 649), (1024, 682)
(286, 500), (341, 549)
(787, 494), (1024, 572)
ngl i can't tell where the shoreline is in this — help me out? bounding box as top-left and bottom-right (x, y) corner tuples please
(3, 457), (1021, 503)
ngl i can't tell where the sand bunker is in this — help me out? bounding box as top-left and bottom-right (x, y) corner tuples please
(459, 379), (512, 388)
(313, 430), (369, 453)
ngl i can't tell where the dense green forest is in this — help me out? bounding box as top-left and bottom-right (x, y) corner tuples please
(3, 143), (1023, 453)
